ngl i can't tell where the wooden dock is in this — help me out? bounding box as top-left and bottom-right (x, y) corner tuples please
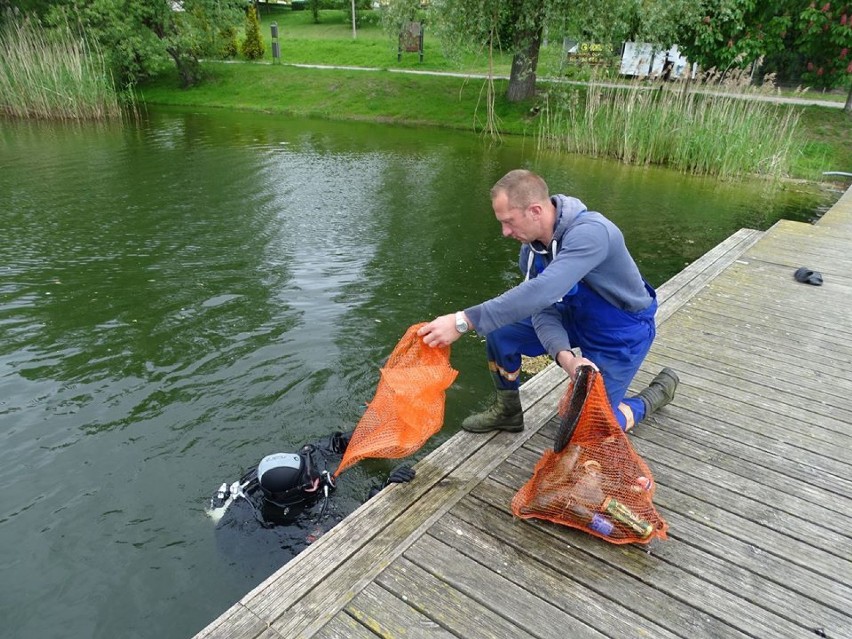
(195, 184), (852, 639)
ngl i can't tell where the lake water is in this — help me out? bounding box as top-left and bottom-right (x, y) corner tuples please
(0, 106), (837, 639)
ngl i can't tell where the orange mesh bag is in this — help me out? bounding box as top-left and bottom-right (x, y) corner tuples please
(334, 323), (458, 477)
(511, 366), (668, 544)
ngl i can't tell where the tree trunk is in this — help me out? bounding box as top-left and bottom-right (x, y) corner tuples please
(845, 82), (851, 115)
(506, 26), (543, 102)
(168, 48), (200, 88)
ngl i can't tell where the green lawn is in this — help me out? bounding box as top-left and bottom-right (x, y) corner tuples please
(252, 7), (515, 74)
(139, 61), (533, 133)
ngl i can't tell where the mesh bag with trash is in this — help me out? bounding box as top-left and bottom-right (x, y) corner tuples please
(511, 366), (668, 544)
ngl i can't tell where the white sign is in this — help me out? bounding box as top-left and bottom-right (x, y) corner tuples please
(620, 42), (694, 79)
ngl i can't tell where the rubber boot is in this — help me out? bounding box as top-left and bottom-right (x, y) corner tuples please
(636, 368), (680, 417)
(462, 389), (524, 433)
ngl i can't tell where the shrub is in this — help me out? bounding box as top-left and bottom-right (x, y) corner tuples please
(241, 5), (265, 61)
(220, 26), (238, 59)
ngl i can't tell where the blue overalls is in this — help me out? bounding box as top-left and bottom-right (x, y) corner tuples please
(486, 254), (657, 430)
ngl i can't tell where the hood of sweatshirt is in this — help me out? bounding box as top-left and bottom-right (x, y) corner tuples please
(528, 195), (588, 256)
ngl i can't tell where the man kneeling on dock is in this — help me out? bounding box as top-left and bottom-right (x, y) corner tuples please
(418, 169), (679, 432)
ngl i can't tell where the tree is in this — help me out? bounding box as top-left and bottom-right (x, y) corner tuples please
(425, 0), (538, 102)
(671, 1), (851, 111)
(673, 0), (797, 82)
(46, 0), (244, 88)
(503, 0), (545, 102)
(309, 0), (321, 24)
(241, 3), (264, 60)
(427, 0), (647, 103)
(797, 2), (852, 112)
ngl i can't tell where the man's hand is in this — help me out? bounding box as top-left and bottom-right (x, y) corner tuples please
(417, 314), (462, 348)
(556, 350), (598, 381)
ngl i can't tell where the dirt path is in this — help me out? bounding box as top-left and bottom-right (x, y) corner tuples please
(283, 62), (847, 109)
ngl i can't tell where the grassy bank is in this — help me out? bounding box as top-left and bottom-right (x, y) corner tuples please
(139, 61), (533, 133)
(139, 60), (850, 181)
(140, 7), (852, 180)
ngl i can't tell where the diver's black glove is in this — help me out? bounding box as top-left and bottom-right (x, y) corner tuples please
(367, 465), (416, 499)
(386, 465), (415, 485)
(330, 431), (353, 454)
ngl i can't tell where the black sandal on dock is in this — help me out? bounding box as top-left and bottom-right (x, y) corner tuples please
(794, 267), (823, 286)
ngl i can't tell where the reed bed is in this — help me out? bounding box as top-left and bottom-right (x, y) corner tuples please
(537, 77), (802, 180)
(0, 14), (123, 120)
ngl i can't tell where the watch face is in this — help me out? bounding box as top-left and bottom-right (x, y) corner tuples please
(456, 315), (468, 333)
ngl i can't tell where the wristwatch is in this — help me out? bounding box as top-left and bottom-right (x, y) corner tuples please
(455, 311), (470, 334)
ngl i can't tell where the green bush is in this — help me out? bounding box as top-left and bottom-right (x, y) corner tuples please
(241, 5), (265, 60)
(220, 26), (238, 59)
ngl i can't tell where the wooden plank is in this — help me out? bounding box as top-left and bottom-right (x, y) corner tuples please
(660, 509), (852, 630)
(440, 498), (739, 639)
(696, 264), (852, 330)
(193, 604), (277, 639)
(763, 216), (852, 244)
(654, 229), (761, 298)
(530, 432), (852, 563)
(700, 283), (852, 331)
(405, 535), (609, 639)
(649, 335), (852, 409)
(646, 338), (852, 412)
(637, 406), (852, 498)
(486, 462), (852, 637)
(630, 421), (852, 522)
(654, 228), (764, 326)
(376, 558), (538, 639)
(657, 304), (852, 375)
(538, 420), (852, 533)
(505, 444), (852, 591)
(677, 294), (852, 352)
(468, 474), (814, 639)
(344, 582), (455, 638)
(816, 196), (852, 235)
(754, 224), (852, 258)
(313, 610), (379, 639)
(690, 284), (852, 338)
(634, 353), (852, 452)
(747, 229), (852, 269)
(630, 370), (851, 468)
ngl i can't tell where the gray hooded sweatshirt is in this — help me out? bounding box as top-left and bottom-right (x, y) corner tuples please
(463, 195), (653, 358)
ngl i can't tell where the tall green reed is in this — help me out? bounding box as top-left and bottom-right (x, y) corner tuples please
(0, 12), (124, 120)
(537, 75), (801, 180)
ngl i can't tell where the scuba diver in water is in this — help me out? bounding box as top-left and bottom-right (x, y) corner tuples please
(208, 431), (415, 569)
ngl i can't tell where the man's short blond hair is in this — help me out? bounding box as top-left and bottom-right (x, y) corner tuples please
(490, 170), (550, 210)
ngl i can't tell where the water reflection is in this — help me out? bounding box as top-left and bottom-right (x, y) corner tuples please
(0, 107), (836, 639)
